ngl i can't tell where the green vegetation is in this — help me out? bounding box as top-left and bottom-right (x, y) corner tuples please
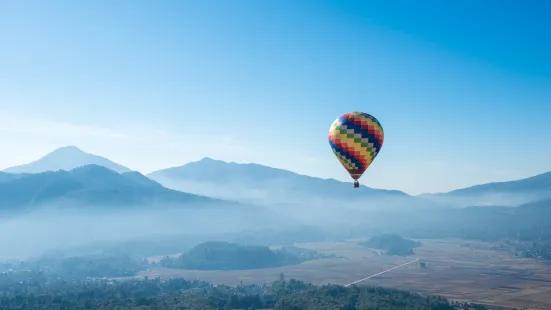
(16, 241), (332, 281)
(275, 285), (484, 310)
(359, 234), (421, 256)
(158, 241), (330, 270)
(1, 254), (149, 280)
(0, 270), (486, 310)
(33, 254), (149, 279)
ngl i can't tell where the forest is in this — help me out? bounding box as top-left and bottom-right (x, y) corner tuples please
(0, 248), (489, 309)
(0, 270), (487, 310)
(157, 241), (334, 270)
(359, 234), (422, 256)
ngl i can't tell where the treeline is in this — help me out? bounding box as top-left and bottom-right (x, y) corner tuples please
(36, 254), (148, 279)
(1, 241), (331, 282)
(0, 254), (149, 280)
(275, 285), (486, 310)
(513, 241), (551, 260)
(0, 272), (487, 310)
(0, 255), (151, 280)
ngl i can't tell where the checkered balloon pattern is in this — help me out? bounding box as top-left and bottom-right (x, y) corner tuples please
(328, 112), (384, 180)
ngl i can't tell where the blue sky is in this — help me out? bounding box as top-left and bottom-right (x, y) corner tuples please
(1, 0), (550, 194)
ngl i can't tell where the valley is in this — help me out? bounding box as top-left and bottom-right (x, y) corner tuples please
(3, 3), (548, 308)
(134, 239), (551, 309)
(1, 146), (550, 309)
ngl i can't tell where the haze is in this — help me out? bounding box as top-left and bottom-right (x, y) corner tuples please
(0, 1), (550, 309)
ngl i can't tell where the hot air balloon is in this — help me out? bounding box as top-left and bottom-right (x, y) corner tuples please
(328, 112), (384, 188)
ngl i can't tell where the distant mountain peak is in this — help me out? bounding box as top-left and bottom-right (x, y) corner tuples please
(43, 146), (95, 159)
(420, 169), (551, 207)
(197, 157), (224, 164)
(0, 162), (233, 212)
(2, 145), (131, 174)
(147, 156), (414, 207)
(54, 145), (83, 152)
(199, 157), (217, 161)
(70, 164), (117, 174)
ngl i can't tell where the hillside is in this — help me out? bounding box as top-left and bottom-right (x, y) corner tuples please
(147, 158), (423, 208)
(517, 198), (551, 211)
(359, 234), (421, 256)
(0, 164), (232, 212)
(0, 172), (24, 183)
(515, 198), (551, 221)
(420, 171), (551, 207)
(158, 241), (321, 270)
(3, 146), (131, 174)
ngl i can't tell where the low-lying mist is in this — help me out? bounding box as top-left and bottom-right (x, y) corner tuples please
(150, 178), (433, 210)
(420, 192), (551, 208)
(0, 203), (298, 259)
(0, 192), (542, 261)
(0, 199), (429, 260)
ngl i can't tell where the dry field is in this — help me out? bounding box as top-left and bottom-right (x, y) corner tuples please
(135, 239), (551, 310)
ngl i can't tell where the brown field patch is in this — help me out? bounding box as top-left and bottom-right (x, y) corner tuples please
(131, 239), (551, 309)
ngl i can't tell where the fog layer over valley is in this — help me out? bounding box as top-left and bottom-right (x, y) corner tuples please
(0, 207), (296, 259)
(419, 171), (551, 207)
(1, 146), (551, 260)
(1, 147), (550, 309)
(148, 158), (418, 208)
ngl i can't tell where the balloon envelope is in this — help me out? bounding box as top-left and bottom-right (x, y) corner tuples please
(328, 112), (384, 180)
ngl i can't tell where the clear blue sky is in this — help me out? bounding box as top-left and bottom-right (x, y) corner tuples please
(1, 0), (550, 194)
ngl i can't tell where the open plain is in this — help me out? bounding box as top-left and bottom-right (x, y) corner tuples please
(137, 239), (551, 309)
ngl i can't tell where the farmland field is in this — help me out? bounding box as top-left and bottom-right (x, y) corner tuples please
(135, 239), (551, 310)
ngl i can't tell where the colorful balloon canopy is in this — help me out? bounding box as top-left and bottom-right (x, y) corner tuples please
(328, 111), (384, 181)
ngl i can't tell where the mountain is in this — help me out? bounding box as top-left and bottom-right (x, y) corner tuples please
(159, 241), (305, 270)
(420, 171), (551, 207)
(3, 146), (131, 174)
(0, 172), (24, 184)
(359, 234), (420, 256)
(0, 164), (235, 212)
(121, 171), (164, 189)
(516, 198), (551, 216)
(147, 158), (426, 209)
(0, 165), (299, 256)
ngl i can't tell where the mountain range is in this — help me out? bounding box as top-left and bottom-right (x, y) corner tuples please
(147, 157), (416, 207)
(3, 146), (131, 174)
(420, 171), (551, 207)
(0, 164), (233, 212)
(1, 146), (550, 209)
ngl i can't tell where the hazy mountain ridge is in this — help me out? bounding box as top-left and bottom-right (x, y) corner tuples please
(0, 164), (232, 212)
(1, 145), (551, 260)
(3, 146), (131, 174)
(442, 171), (551, 195)
(149, 158), (405, 193)
(3, 146), (551, 210)
(147, 157), (425, 209)
(0, 161), (296, 258)
(516, 198), (551, 214)
(0, 172), (25, 184)
(420, 171), (551, 207)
